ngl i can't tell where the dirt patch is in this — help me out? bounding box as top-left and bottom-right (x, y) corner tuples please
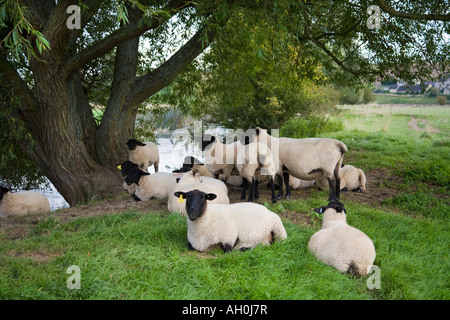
(6, 250), (61, 263)
(408, 117), (440, 133)
(0, 169), (401, 239)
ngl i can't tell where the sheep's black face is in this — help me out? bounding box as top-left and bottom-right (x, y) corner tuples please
(0, 186), (10, 201)
(314, 200), (346, 215)
(119, 161), (139, 176)
(201, 135), (215, 151)
(174, 190), (217, 221)
(126, 139), (146, 150)
(125, 167), (150, 185)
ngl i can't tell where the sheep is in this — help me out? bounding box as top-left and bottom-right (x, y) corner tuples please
(275, 175), (315, 190)
(174, 189), (287, 253)
(117, 160), (140, 197)
(241, 127), (347, 201)
(168, 169), (229, 216)
(200, 134), (243, 182)
(308, 201), (376, 277)
(0, 186), (50, 217)
(236, 141), (277, 203)
(316, 165), (367, 193)
(126, 138), (160, 172)
(172, 156), (214, 178)
(124, 167), (177, 201)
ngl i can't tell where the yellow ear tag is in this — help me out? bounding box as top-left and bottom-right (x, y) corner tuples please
(117, 165), (122, 170)
(178, 194), (185, 203)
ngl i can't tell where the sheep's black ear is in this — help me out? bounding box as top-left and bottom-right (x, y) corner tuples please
(328, 200), (345, 213)
(205, 193), (217, 201)
(174, 191), (186, 198)
(139, 170), (150, 176)
(137, 141), (146, 146)
(314, 207), (325, 214)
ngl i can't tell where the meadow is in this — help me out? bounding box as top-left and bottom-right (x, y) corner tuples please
(0, 104), (448, 300)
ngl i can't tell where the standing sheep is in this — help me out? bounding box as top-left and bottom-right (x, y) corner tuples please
(174, 189), (287, 252)
(316, 165), (367, 193)
(0, 186), (50, 217)
(126, 138), (160, 172)
(308, 201), (376, 277)
(236, 141), (277, 203)
(241, 127), (347, 201)
(125, 167), (177, 201)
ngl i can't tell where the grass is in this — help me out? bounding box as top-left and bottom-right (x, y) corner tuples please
(374, 94), (447, 105)
(0, 104), (449, 300)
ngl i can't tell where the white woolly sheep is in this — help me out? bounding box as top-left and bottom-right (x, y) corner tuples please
(0, 186), (50, 217)
(308, 201), (376, 277)
(172, 156), (214, 178)
(236, 142), (277, 203)
(316, 165), (367, 193)
(125, 167), (177, 201)
(276, 175), (315, 190)
(241, 127), (347, 201)
(200, 134), (243, 182)
(168, 169), (229, 216)
(174, 189), (287, 253)
(126, 138), (160, 172)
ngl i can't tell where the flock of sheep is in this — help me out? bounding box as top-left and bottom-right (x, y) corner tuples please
(118, 128), (374, 277)
(0, 127), (374, 277)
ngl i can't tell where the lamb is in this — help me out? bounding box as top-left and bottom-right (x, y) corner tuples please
(0, 186), (50, 217)
(168, 169), (229, 216)
(200, 134), (243, 182)
(241, 127), (347, 201)
(126, 138), (160, 172)
(174, 189), (287, 253)
(308, 201), (376, 277)
(236, 141), (277, 203)
(172, 156), (214, 178)
(316, 165), (367, 193)
(124, 167), (177, 201)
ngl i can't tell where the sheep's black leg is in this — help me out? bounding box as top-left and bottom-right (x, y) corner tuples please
(222, 243), (233, 253)
(269, 176), (277, 203)
(241, 179), (248, 200)
(334, 163), (341, 200)
(327, 177), (337, 201)
(283, 172), (291, 199)
(254, 180), (260, 199)
(188, 242), (195, 250)
(247, 177), (256, 202)
(276, 174), (284, 199)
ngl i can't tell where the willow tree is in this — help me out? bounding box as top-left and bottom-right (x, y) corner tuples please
(0, 0), (448, 206)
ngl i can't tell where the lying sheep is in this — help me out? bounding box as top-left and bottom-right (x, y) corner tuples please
(126, 138), (160, 172)
(236, 142), (277, 203)
(125, 167), (177, 201)
(117, 160), (140, 197)
(308, 201), (375, 277)
(275, 175), (315, 190)
(0, 186), (50, 217)
(241, 127), (347, 201)
(201, 134), (243, 182)
(168, 169), (229, 216)
(174, 189), (287, 253)
(172, 156), (214, 178)
(316, 165), (367, 193)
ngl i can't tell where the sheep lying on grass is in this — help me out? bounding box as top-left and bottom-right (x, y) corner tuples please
(172, 156), (214, 178)
(308, 201), (375, 277)
(241, 127), (347, 201)
(117, 160), (139, 197)
(0, 186), (50, 217)
(126, 139), (160, 172)
(174, 189), (287, 253)
(125, 167), (177, 201)
(168, 169), (229, 216)
(236, 142), (277, 203)
(316, 165), (367, 193)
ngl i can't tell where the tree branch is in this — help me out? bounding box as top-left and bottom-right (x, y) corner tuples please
(60, 0), (191, 79)
(374, 0), (450, 21)
(127, 25), (215, 107)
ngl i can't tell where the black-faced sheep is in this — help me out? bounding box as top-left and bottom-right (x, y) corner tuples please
(125, 167), (177, 201)
(241, 127), (347, 201)
(316, 165), (367, 193)
(174, 189), (287, 253)
(172, 156), (214, 178)
(0, 186), (50, 217)
(308, 201), (376, 277)
(126, 138), (160, 172)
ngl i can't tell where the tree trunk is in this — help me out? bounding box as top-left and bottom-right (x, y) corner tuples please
(26, 59), (122, 206)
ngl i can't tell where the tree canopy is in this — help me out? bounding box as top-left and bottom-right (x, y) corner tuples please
(0, 0), (448, 205)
